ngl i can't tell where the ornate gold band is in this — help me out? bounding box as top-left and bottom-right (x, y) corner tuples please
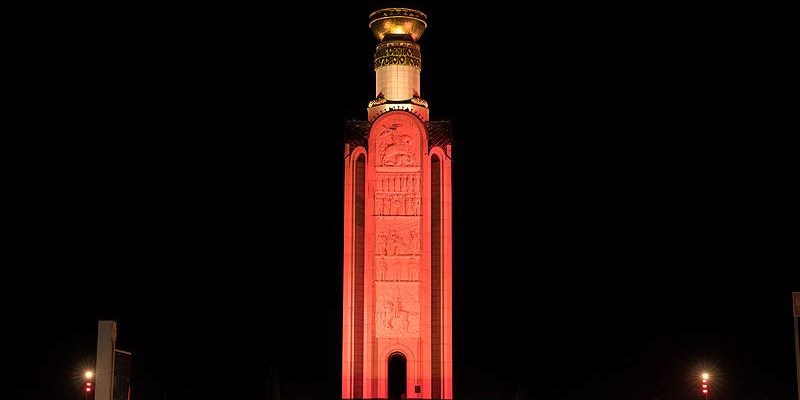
(374, 41), (421, 69)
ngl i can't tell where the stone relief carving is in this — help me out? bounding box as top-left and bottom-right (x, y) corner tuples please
(377, 256), (389, 280)
(375, 218), (420, 256)
(407, 257), (419, 281)
(375, 121), (419, 167)
(374, 193), (421, 216)
(375, 282), (420, 338)
(370, 113), (424, 339)
(376, 174), (420, 193)
(374, 171), (421, 216)
(375, 256), (420, 282)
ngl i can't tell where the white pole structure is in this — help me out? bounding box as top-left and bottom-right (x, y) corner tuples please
(95, 320), (117, 400)
(793, 293), (800, 400)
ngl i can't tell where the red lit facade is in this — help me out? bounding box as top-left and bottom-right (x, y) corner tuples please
(343, 8), (453, 400)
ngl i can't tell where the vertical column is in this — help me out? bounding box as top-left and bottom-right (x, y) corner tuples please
(441, 146), (454, 400)
(342, 149), (354, 399)
(95, 320), (117, 400)
(374, 41), (421, 101)
(355, 155), (366, 399)
(343, 149), (367, 399)
(431, 155), (442, 399)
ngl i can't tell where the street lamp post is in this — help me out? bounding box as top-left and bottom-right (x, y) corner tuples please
(83, 370), (94, 400)
(700, 372), (710, 400)
(793, 292), (800, 400)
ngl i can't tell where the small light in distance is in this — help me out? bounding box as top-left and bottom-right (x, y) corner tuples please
(701, 372), (710, 380)
(84, 370), (94, 379)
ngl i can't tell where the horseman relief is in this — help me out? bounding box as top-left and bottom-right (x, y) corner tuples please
(375, 282), (421, 338)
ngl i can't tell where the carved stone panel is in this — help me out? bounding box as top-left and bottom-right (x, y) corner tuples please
(374, 173), (421, 216)
(373, 115), (422, 167)
(375, 256), (421, 282)
(374, 193), (422, 216)
(375, 282), (421, 338)
(375, 173), (421, 193)
(375, 217), (421, 256)
(369, 112), (425, 341)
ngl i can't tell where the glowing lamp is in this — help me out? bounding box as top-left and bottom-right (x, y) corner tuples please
(368, 8), (427, 42)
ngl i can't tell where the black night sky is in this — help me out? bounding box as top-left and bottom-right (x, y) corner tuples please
(4, 1), (799, 400)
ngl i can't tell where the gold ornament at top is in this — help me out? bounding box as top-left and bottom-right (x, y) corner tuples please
(369, 8), (427, 42)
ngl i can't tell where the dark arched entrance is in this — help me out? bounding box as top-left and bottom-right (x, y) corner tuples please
(388, 353), (407, 400)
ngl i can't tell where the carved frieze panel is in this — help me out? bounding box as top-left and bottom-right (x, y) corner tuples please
(375, 282), (421, 338)
(375, 217), (421, 256)
(374, 193), (421, 216)
(375, 255), (420, 282)
(375, 173), (420, 193)
(373, 115), (422, 167)
(374, 173), (421, 216)
(369, 112), (425, 340)
(374, 42), (422, 69)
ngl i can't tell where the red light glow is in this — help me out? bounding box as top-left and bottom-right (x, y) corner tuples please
(85, 388), (92, 392)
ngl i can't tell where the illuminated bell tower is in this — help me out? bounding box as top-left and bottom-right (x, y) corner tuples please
(343, 8), (453, 400)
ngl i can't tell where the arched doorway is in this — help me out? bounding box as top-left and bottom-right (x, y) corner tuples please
(388, 352), (407, 400)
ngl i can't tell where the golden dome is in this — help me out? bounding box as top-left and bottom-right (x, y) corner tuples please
(369, 8), (427, 42)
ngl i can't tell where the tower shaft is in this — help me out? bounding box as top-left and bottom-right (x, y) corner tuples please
(343, 8), (453, 400)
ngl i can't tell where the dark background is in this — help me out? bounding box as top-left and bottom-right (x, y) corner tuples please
(3, 1), (799, 400)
